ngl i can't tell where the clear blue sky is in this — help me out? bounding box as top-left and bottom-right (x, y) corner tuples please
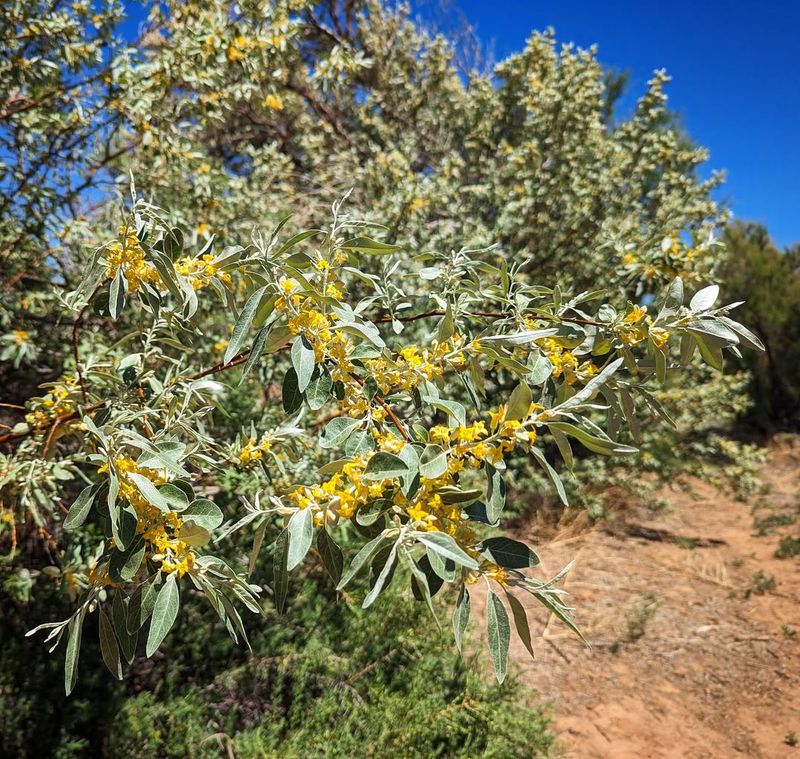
(414, 0), (800, 248)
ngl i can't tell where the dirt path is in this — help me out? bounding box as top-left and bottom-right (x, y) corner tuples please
(481, 437), (800, 758)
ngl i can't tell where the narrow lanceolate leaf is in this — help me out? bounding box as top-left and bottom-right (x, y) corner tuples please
(337, 534), (387, 590)
(479, 328), (558, 346)
(414, 531), (479, 570)
(109, 268), (127, 321)
(276, 228), (323, 256)
(239, 324), (270, 382)
(113, 592), (137, 664)
(109, 539), (145, 582)
(529, 447), (568, 506)
(480, 537), (539, 569)
(145, 574), (180, 657)
(291, 336), (316, 392)
(273, 529), (289, 613)
(487, 590), (511, 683)
(695, 333), (724, 370)
(505, 591), (536, 660)
(437, 304), (455, 342)
(413, 554), (445, 598)
(529, 584), (584, 641)
(362, 542), (398, 609)
(225, 286), (267, 365)
(317, 528), (343, 584)
(127, 576), (160, 634)
(718, 316), (765, 351)
(128, 473), (169, 512)
(453, 586), (470, 653)
(409, 557), (439, 619)
(550, 425), (574, 470)
(340, 235), (400, 255)
(249, 521), (267, 577)
(64, 611), (84, 695)
(506, 381), (532, 421)
(98, 607), (123, 680)
(63, 484), (97, 530)
(485, 464), (506, 524)
(282, 367), (303, 413)
(287, 507), (314, 571)
(362, 451), (410, 480)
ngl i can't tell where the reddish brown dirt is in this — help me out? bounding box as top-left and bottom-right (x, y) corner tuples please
(476, 437), (800, 758)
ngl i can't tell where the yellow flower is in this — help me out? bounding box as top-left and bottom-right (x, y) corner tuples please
(12, 329), (30, 346)
(238, 436), (274, 466)
(161, 548), (195, 578)
(488, 405), (506, 429)
(227, 36), (249, 62)
(428, 425), (451, 445)
(650, 327), (670, 349)
(407, 503), (436, 528)
(619, 325), (646, 347)
(484, 562), (509, 587)
(625, 305), (647, 324)
(263, 94), (284, 111)
(104, 230), (159, 292)
(452, 422), (487, 443)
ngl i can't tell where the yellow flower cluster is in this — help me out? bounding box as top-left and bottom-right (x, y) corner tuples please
(175, 254), (233, 289)
(97, 456), (195, 578)
(226, 35), (250, 62)
(262, 94), (284, 111)
(104, 227), (159, 292)
(288, 455), (379, 523)
(476, 562), (510, 587)
(621, 234), (700, 283)
(25, 378), (78, 430)
(432, 406), (539, 470)
(650, 327), (670, 349)
(13, 329), (29, 346)
(617, 306), (671, 348)
(238, 437), (273, 465)
(288, 309), (334, 360)
(285, 397), (546, 549)
(538, 338), (598, 386)
(287, 437), (478, 545)
(367, 339), (464, 395)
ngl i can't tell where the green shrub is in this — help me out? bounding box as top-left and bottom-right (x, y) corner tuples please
(2, 574), (553, 759)
(720, 222), (800, 428)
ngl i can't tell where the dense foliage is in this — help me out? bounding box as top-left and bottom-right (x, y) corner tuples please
(0, 2), (768, 755)
(3, 574), (553, 757)
(720, 222), (800, 429)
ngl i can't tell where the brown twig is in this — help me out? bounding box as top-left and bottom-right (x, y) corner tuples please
(376, 395), (411, 442)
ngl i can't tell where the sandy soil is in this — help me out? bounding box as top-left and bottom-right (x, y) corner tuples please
(476, 437), (800, 758)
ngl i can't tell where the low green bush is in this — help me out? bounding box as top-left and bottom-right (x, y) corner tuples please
(2, 574), (553, 759)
